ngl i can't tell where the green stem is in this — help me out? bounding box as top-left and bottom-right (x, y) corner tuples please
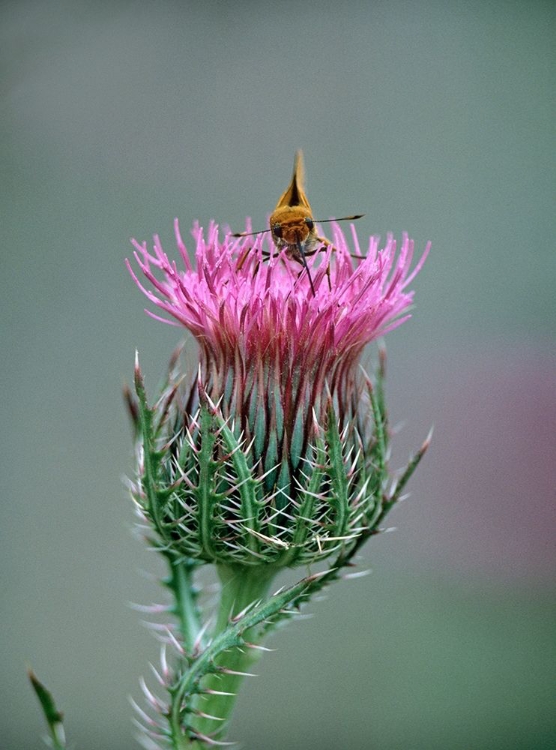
(164, 554), (204, 654)
(192, 563), (278, 739)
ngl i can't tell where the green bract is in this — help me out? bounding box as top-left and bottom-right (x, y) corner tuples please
(130, 351), (395, 570)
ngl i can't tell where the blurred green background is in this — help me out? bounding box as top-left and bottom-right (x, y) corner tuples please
(1, 1), (555, 748)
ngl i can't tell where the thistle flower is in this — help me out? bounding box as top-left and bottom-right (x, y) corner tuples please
(31, 217), (430, 750)
(126, 220), (429, 570)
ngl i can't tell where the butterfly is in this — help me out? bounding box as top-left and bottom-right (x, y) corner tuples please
(233, 150), (363, 294)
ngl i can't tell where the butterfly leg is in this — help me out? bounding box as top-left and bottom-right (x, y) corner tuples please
(236, 245), (252, 271)
(237, 246), (276, 273)
(304, 239), (334, 290)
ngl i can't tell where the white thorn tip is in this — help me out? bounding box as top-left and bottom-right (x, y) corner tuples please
(129, 697), (157, 726)
(343, 568), (372, 580)
(219, 668), (257, 677)
(192, 732), (237, 747)
(203, 689), (236, 696)
(194, 711), (226, 721)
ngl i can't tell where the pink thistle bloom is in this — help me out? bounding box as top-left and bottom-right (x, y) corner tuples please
(128, 219), (428, 406)
(127, 220), (429, 566)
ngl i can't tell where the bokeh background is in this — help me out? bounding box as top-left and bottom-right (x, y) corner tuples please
(2, 1), (555, 748)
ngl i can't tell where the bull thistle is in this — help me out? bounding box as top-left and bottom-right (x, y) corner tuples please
(31, 211), (430, 748)
(123, 217), (430, 748)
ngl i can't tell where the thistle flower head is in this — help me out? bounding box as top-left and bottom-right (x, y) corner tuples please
(127, 221), (429, 568)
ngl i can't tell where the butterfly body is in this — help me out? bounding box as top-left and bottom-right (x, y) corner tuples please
(269, 150), (321, 266)
(232, 151), (364, 294)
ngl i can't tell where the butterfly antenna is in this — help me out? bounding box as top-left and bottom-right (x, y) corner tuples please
(232, 228), (272, 238)
(314, 214), (365, 224)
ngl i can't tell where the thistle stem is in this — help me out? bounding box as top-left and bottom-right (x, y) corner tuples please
(165, 554), (203, 653)
(192, 563), (278, 739)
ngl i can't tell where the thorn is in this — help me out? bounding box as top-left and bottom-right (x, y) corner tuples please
(190, 731), (237, 746)
(218, 667), (258, 677)
(132, 718), (167, 744)
(193, 617), (214, 652)
(128, 601), (169, 614)
(148, 663), (165, 686)
(160, 645), (169, 679)
(129, 696), (157, 727)
(167, 627), (185, 653)
(342, 568), (372, 580)
(141, 620), (172, 631)
(305, 568), (335, 584)
(203, 689), (236, 697)
(230, 600), (260, 623)
(134, 350), (143, 388)
(243, 642), (276, 652)
(193, 710), (226, 722)
(243, 528), (290, 549)
(422, 425), (434, 451)
(139, 676), (164, 711)
(135, 728), (165, 750)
